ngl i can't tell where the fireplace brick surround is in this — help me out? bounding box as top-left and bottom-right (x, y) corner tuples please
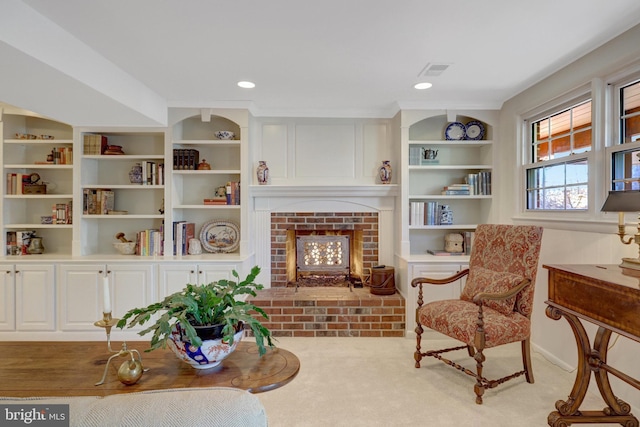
(270, 211), (378, 287)
(250, 185), (403, 337)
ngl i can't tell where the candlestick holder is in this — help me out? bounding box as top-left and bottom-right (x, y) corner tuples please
(94, 312), (147, 386)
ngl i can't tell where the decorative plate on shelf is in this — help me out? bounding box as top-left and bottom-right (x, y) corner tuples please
(465, 120), (485, 140)
(444, 122), (466, 140)
(199, 220), (240, 253)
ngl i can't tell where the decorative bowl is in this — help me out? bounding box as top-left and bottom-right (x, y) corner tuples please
(167, 323), (244, 369)
(40, 216), (53, 225)
(113, 241), (137, 255)
(215, 131), (235, 140)
(39, 135), (55, 140)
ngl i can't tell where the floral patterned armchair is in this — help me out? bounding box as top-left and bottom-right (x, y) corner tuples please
(412, 224), (543, 404)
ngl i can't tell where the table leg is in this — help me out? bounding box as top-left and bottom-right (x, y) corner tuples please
(546, 306), (639, 427)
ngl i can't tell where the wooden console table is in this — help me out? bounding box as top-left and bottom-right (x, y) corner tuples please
(0, 341), (299, 397)
(544, 264), (640, 426)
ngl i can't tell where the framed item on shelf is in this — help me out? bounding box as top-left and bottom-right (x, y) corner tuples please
(199, 220), (240, 253)
(444, 122), (466, 140)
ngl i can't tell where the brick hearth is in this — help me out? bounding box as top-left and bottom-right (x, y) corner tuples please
(247, 287), (405, 337)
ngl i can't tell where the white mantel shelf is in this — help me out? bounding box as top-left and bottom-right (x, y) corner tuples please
(249, 184), (398, 198)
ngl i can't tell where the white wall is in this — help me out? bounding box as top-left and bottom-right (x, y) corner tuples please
(499, 23), (640, 412)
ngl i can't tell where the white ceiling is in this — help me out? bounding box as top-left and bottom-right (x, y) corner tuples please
(2, 0), (640, 126)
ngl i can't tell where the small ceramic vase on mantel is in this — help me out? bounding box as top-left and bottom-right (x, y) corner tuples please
(379, 160), (392, 184)
(257, 161), (269, 185)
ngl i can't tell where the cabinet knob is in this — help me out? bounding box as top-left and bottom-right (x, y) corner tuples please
(98, 270), (103, 274)
(198, 271), (203, 275)
(190, 270), (195, 274)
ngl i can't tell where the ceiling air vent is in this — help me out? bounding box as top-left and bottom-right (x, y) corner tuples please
(419, 63), (451, 77)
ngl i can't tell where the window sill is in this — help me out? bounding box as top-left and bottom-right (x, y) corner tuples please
(511, 215), (621, 235)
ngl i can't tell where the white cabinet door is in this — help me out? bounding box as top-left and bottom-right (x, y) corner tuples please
(157, 263), (237, 299)
(0, 263), (56, 332)
(411, 263), (468, 303)
(0, 264), (16, 330)
(15, 264), (55, 331)
(58, 263), (154, 331)
(57, 264), (103, 331)
(108, 263), (155, 320)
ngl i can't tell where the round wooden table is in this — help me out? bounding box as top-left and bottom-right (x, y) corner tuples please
(0, 341), (300, 397)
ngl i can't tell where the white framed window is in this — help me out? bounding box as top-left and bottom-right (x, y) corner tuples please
(609, 77), (640, 191)
(524, 97), (592, 211)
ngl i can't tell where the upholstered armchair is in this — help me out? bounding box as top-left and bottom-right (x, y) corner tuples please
(412, 224), (543, 404)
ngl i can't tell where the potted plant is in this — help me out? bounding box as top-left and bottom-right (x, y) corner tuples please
(116, 266), (273, 358)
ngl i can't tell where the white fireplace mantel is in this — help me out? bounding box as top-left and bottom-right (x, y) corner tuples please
(249, 184), (398, 198)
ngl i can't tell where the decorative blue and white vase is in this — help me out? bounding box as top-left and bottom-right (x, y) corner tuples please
(379, 161), (392, 184)
(257, 161), (269, 185)
(129, 163), (143, 184)
(439, 204), (453, 225)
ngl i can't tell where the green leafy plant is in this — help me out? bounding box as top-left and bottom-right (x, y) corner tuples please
(116, 266), (273, 356)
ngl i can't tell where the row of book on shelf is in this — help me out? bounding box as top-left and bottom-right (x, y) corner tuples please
(173, 221), (196, 255)
(427, 231), (475, 256)
(83, 134), (108, 155)
(51, 202), (72, 224)
(136, 228), (164, 256)
(442, 172), (492, 195)
(410, 201), (449, 226)
(137, 161), (165, 185)
(36, 147), (73, 165)
(173, 149), (200, 170)
(82, 189), (115, 215)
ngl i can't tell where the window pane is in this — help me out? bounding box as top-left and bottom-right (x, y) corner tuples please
(526, 159), (588, 210)
(566, 185), (588, 209)
(543, 163), (565, 187)
(621, 80), (640, 144)
(549, 110), (570, 137)
(611, 148), (640, 190)
(574, 128), (592, 152)
(530, 99), (592, 164)
(551, 135), (571, 158)
(544, 187), (565, 209)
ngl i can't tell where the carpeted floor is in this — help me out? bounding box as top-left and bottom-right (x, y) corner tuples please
(257, 336), (607, 427)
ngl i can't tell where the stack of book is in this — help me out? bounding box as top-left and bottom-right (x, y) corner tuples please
(441, 184), (471, 195)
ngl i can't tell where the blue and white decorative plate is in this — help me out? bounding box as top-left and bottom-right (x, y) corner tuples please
(199, 220), (240, 253)
(465, 120), (485, 140)
(444, 122), (466, 140)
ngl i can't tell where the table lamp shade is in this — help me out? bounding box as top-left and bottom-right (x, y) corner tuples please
(601, 190), (640, 212)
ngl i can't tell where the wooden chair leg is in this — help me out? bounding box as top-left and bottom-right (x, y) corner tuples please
(414, 322), (424, 368)
(473, 348), (486, 404)
(521, 338), (534, 384)
(466, 345), (475, 357)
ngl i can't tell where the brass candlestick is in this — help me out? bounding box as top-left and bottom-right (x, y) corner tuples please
(94, 312), (146, 386)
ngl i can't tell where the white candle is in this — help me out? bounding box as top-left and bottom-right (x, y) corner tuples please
(103, 276), (111, 314)
(619, 212), (625, 227)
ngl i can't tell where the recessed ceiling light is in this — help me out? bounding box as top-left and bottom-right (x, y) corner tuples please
(414, 82), (433, 90)
(237, 81), (255, 89)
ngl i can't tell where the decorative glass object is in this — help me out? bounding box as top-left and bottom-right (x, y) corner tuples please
(439, 204), (453, 225)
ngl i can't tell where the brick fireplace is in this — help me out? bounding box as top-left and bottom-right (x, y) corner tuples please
(270, 212), (378, 287)
(248, 185), (404, 337)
